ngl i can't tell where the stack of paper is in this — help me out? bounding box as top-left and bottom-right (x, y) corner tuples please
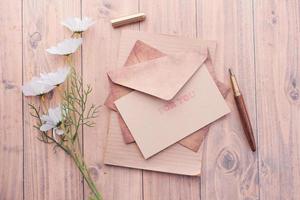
(103, 30), (230, 176)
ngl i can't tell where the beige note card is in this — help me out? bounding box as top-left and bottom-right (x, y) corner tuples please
(115, 66), (230, 159)
(104, 112), (204, 176)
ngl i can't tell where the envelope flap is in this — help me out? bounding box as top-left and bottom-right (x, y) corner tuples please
(108, 51), (207, 100)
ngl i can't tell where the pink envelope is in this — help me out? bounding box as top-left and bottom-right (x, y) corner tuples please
(105, 40), (230, 152)
(108, 50), (208, 101)
(108, 49), (230, 159)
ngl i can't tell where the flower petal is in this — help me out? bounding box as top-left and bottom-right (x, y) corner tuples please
(40, 123), (55, 132)
(48, 106), (62, 125)
(22, 83), (37, 96)
(22, 78), (56, 96)
(61, 17), (95, 32)
(54, 128), (64, 136)
(39, 67), (70, 86)
(46, 38), (82, 56)
(40, 115), (53, 122)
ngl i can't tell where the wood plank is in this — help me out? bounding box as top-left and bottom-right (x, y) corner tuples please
(139, 1), (201, 199)
(0, 0), (23, 199)
(1, 1), (299, 199)
(23, 1), (82, 199)
(81, 0), (142, 199)
(254, 0), (300, 199)
(196, 0), (259, 199)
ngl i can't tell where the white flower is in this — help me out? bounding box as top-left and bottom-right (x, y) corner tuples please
(61, 17), (95, 33)
(22, 67), (70, 96)
(46, 38), (82, 56)
(40, 67), (70, 86)
(40, 106), (64, 136)
(22, 77), (56, 96)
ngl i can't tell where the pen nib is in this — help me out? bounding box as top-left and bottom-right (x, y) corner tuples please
(228, 68), (233, 76)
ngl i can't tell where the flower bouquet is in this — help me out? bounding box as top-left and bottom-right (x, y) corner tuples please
(22, 17), (102, 200)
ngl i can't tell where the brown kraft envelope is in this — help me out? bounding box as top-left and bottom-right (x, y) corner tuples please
(104, 112), (204, 176)
(112, 52), (230, 159)
(103, 30), (230, 175)
(105, 38), (230, 152)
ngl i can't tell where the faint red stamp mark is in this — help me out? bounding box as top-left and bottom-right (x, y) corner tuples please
(159, 90), (196, 114)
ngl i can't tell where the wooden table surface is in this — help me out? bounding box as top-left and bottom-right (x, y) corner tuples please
(1, 0), (300, 199)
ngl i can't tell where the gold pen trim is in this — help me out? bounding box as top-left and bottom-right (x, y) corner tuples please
(229, 68), (241, 96)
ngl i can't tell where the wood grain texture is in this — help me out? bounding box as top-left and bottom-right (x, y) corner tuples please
(197, 0), (259, 199)
(1, 0), (300, 199)
(81, 0), (143, 199)
(23, 0), (82, 200)
(254, 0), (300, 199)
(0, 0), (23, 199)
(139, 0), (201, 199)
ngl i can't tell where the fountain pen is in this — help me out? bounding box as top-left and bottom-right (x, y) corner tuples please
(229, 68), (256, 152)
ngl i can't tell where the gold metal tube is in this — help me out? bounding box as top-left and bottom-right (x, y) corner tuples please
(111, 13), (146, 28)
(229, 68), (241, 96)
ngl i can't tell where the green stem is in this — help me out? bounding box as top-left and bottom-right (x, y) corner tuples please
(44, 134), (70, 155)
(71, 151), (102, 200)
(61, 50), (101, 199)
(80, 156), (99, 195)
(65, 59), (81, 143)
